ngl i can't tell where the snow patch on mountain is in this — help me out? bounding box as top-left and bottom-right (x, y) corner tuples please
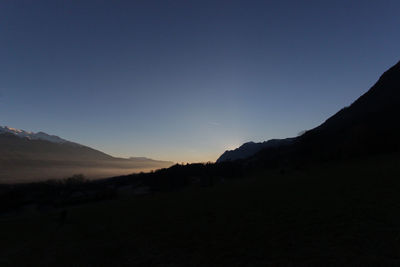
(0, 126), (72, 144)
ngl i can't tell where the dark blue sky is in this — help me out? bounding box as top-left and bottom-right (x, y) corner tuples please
(1, 0), (399, 162)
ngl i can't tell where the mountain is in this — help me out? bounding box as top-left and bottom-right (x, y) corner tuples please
(220, 60), (400, 165)
(298, 60), (400, 154)
(0, 127), (174, 183)
(217, 138), (295, 163)
(0, 126), (73, 144)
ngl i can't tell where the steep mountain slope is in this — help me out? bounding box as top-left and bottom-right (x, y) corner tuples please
(251, 60), (400, 165)
(301, 60), (400, 150)
(218, 60), (400, 165)
(0, 127), (173, 183)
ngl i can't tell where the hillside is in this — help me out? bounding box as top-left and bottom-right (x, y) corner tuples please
(1, 154), (400, 266)
(297, 60), (400, 156)
(236, 60), (400, 167)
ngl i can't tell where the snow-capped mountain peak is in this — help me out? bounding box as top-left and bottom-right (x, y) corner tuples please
(0, 126), (70, 144)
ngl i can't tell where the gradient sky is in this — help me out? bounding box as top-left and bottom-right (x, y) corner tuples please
(1, 0), (399, 162)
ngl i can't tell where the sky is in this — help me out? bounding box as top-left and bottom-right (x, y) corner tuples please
(0, 0), (399, 163)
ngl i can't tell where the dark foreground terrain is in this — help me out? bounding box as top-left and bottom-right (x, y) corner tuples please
(1, 153), (400, 266)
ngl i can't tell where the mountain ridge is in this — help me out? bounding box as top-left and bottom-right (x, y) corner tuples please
(0, 126), (174, 183)
(0, 126), (75, 145)
(250, 59), (400, 165)
(218, 60), (400, 164)
(217, 138), (295, 162)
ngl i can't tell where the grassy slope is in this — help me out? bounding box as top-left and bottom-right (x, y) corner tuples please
(1, 154), (400, 266)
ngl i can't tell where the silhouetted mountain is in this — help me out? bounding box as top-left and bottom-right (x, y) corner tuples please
(250, 60), (400, 166)
(217, 60), (400, 166)
(217, 138), (295, 162)
(0, 127), (173, 183)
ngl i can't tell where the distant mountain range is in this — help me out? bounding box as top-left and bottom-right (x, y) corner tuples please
(0, 126), (74, 144)
(218, 60), (400, 164)
(0, 127), (173, 183)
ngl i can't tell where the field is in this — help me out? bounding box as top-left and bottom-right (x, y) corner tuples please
(1, 154), (400, 266)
